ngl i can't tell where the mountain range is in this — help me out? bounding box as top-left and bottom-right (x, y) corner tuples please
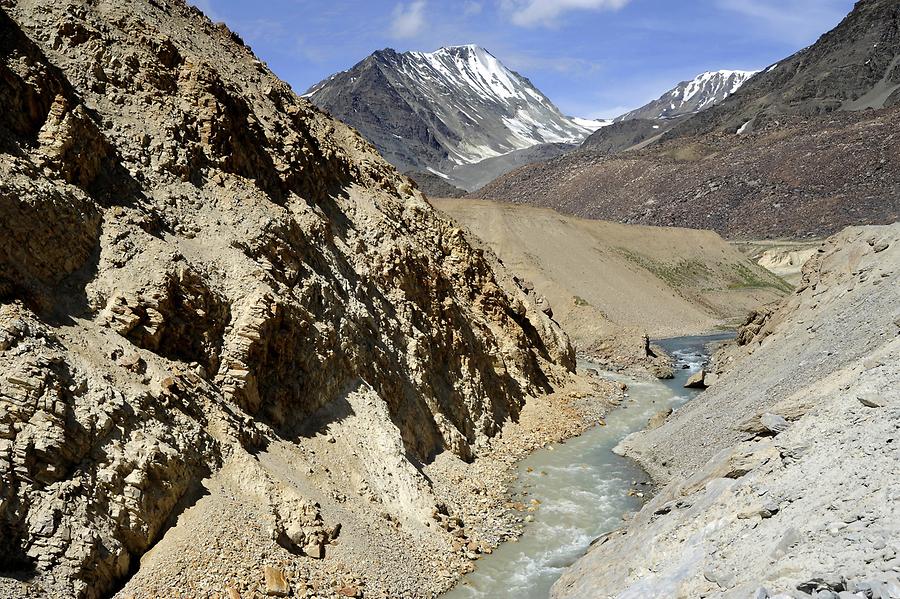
(308, 47), (763, 196)
(306, 45), (604, 192)
(474, 0), (900, 239)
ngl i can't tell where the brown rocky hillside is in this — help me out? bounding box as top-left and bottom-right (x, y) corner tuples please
(474, 0), (900, 240)
(0, 2), (583, 597)
(473, 107), (900, 239)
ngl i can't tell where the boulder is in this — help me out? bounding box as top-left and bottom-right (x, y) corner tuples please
(264, 566), (290, 597)
(647, 408), (673, 430)
(760, 413), (789, 435)
(858, 394), (886, 408)
(534, 293), (554, 317)
(684, 370), (707, 389)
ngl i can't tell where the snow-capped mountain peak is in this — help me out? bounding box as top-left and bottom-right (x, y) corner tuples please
(675, 70), (757, 107)
(406, 45), (530, 103)
(616, 69), (759, 122)
(306, 45), (602, 176)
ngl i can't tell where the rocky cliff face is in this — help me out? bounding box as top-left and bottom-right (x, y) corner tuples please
(553, 223), (900, 598)
(0, 2), (576, 598)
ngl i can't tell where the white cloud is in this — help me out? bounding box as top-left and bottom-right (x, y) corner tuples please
(464, 1), (484, 16)
(390, 1), (428, 39)
(501, 0), (631, 28)
(716, 0), (851, 44)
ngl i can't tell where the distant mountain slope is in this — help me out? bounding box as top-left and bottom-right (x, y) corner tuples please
(577, 71), (754, 158)
(580, 118), (678, 155)
(617, 70), (757, 122)
(474, 105), (900, 239)
(473, 0), (900, 239)
(671, 0), (900, 137)
(442, 142), (577, 193)
(434, 198), (789, 347)
(306, 45), (601, 190)
(408, 170), (468, 198)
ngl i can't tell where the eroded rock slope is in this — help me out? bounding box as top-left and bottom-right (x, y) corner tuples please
(553, 224), (900, 598)
(0, 2), (576, 597)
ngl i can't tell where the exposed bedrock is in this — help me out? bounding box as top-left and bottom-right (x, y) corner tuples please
(0, 2), (575, 597)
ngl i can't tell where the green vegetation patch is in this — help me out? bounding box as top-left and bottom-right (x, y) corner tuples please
(728, 263), (794, 293)
(615, 248), (714, 290)
(615, 247), (793, 295)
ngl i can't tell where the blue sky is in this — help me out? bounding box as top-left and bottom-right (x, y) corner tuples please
(191, 0), (856, 119)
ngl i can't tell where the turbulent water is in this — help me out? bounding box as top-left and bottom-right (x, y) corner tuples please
(442, 333), (733, 599)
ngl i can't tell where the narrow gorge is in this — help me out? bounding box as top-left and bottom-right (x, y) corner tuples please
(1, 1), (898, 599)
(443, 334), (733, 599)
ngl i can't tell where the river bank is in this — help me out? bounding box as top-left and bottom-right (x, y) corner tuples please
(439, 334), (732, 599)
(552, 224), (900, 599)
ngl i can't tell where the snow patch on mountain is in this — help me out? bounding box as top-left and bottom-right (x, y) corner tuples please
(571, 117), (613, 131)
(616, 69), (759, 122)
(307, 45), (600, 168)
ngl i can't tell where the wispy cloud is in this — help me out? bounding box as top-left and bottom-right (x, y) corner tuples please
(500, 0), (631, 28)
(716, 0), (850, 44)
(390, 1), (428, 39)
(464, 1), (484, 16)
(232, 18), (286, 45)
(501, 52), (606, 76)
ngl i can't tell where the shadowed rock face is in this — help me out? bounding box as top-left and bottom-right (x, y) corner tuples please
(0, 2), (574, 597)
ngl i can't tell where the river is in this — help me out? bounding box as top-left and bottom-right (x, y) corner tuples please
(441, 333), (733, 599)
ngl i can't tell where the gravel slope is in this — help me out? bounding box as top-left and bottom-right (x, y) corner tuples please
(553, 223), (900, 598)
(434, 198), (789, 347)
